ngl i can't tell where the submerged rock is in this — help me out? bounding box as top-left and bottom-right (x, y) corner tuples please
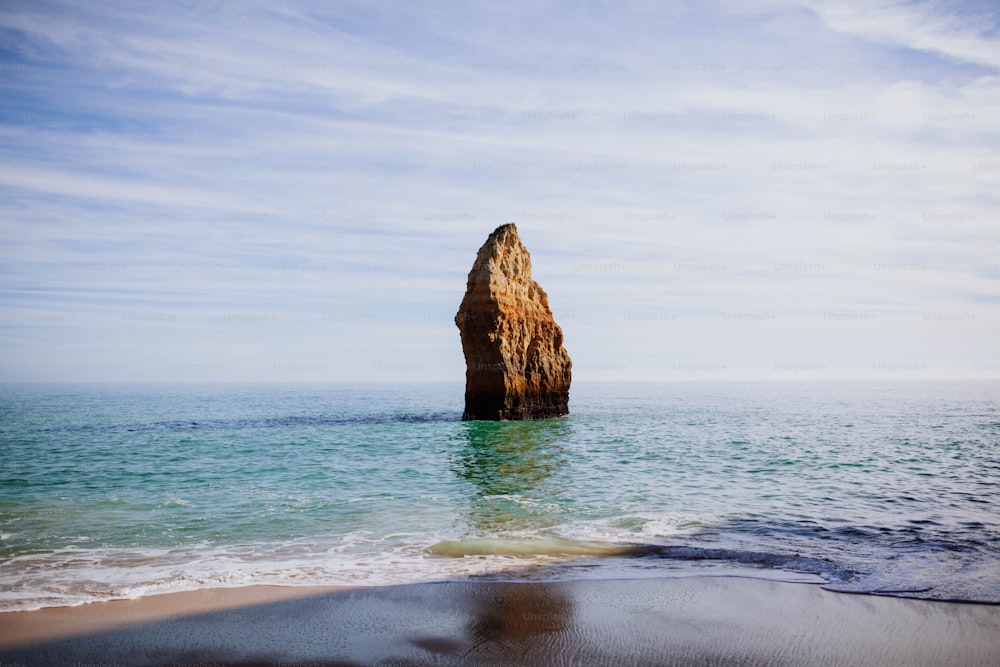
(455, 223), (572, 420)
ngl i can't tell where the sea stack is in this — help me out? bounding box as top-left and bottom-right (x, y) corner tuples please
(456, 223), (572, 420)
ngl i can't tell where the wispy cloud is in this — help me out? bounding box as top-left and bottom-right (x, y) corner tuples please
(805, 0), (1000, 70)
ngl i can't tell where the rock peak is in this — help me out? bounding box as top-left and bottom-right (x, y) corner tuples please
(456, 224), (572, 420)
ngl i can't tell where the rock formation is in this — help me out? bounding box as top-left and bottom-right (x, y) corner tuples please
(455, 223), (572, 420)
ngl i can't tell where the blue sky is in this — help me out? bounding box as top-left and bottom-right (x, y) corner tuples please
(0, 0), (997, 382)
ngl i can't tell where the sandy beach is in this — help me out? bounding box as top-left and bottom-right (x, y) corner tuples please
(1, 576), (998, 666)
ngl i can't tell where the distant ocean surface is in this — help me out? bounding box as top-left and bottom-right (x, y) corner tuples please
(1, 381), (998, 611)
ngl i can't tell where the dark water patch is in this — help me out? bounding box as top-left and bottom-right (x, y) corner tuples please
(630, 544), (853, 580)
(668, 512), (1000, 603)
(591, 540), (1000, 603)
(25, 412), (463, 435)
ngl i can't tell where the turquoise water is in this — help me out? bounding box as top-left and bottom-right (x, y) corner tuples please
(1, 381), (998, 610)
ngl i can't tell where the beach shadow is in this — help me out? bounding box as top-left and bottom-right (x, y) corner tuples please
(462, 578), (574, 663)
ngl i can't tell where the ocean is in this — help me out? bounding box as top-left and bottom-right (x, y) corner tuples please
(1, 381), (998, 611)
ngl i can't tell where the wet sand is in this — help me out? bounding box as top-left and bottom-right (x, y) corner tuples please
(1, 576), (998, 666)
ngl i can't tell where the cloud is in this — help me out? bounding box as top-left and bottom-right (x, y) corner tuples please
(0, 0), (997, 381)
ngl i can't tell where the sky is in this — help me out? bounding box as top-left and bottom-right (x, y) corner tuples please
(0, 0), (997, 383)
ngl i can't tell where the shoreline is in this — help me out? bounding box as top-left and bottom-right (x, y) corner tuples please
(2, 576), (998, 666)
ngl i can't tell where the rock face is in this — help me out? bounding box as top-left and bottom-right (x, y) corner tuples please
(456, 224), (572, 420)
